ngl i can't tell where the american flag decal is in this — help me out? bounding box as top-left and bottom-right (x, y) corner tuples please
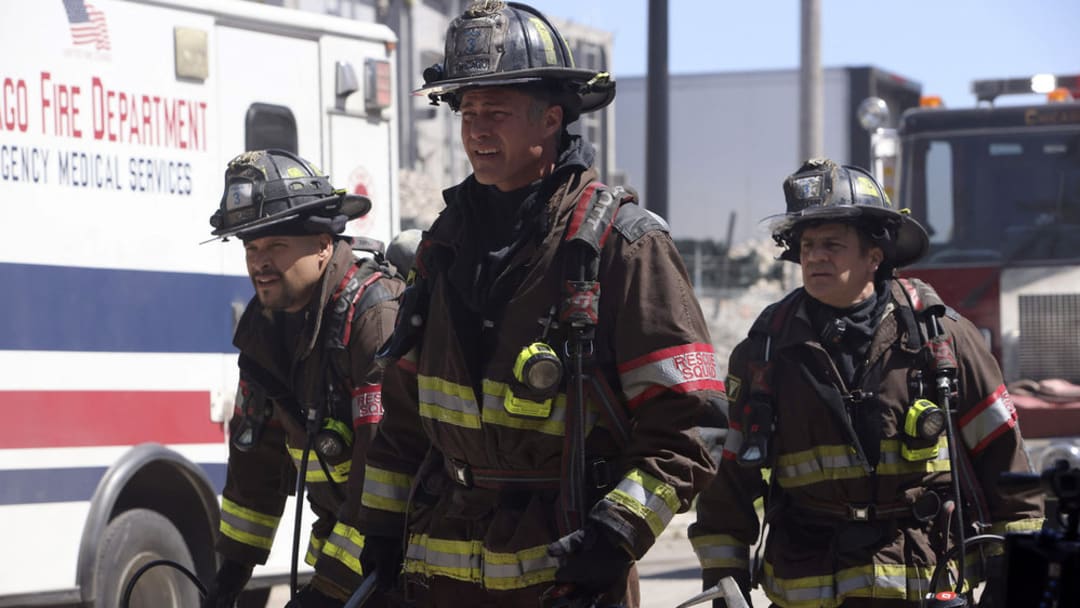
(63, 0), (111, 51)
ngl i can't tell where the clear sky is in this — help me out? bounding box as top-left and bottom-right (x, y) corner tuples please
(530, 0), (1080, 108)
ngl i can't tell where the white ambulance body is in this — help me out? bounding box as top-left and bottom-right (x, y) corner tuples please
(0, 1), (398, 605)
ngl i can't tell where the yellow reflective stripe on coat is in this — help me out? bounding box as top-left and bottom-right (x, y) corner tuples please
(481, 380), (567, 435)
(607, 468), (680, 537)
(775, 439), (950, 488)
(691, 534), (749, 569)
(287, 446), (350, 483)
(479, 379), (601, 436)
(306, 531), (325, 567)
(361, 465), (413, 513)
(417, 375), (482, 429)
(403, 534), (559, 590)
(323, 521), (366, 576)
(875, 438), (951, 475)
(762, 561), (933, 608)
(220, 497), (280, 551)
(989, 517), (1043, 536)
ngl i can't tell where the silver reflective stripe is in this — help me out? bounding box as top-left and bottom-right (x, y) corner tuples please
(220, 508), (276, 540)
(836, 571), (906, 596)
(483, 550), (560, 581)
(405, 537), (481, 579)
(361, 466), (412, 513)
(691, 535), (750, 569)
(327, 529), (363, 556)
(418, 376), (482, 429)
(960, 386), (1015, 453)
(363, 476), (410, 503)
(418, 387), (478, 416)
(619, 345), (723, 404)
(775, 450), (862, 481)
(404, 535), (558, 590)
(609, 470), (678, 536)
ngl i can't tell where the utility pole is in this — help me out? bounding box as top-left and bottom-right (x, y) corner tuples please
(798, 0), (823, 163)
(646, 0), (669, 220)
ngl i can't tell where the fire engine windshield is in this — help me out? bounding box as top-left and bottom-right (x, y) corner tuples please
(902, 129), (1080, 266)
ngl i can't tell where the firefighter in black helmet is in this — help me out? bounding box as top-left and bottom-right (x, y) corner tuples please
(203, 149), (405, 608)
(354, 2), (718, 607)
(689, 158), (1043, 607)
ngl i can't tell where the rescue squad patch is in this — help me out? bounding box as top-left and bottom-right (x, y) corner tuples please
(725, 374), (742, 403)
(352, 385), (384, 426)
(673, 350), (718, 383)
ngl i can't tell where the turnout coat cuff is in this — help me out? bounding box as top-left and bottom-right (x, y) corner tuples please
(217, 534), (273, 566)
(588, 497), (658, 560)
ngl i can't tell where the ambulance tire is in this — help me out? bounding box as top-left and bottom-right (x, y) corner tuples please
(93, 508), (199, 608)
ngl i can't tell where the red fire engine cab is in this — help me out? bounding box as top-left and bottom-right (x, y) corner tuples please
(868, 74), (1080, 473)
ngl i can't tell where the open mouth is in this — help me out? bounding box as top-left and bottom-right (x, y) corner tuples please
(473, 148), (499, 157)
(254, 274), (281, 285)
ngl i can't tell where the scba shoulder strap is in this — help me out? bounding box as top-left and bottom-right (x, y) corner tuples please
(325, 252), (401, 385)
(559, 181), (665, 442)
(559, 182), (665, 325)
(558, 181), (665, 532)
(896, 277), (990, 528)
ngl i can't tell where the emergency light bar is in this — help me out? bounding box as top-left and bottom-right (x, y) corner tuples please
(972, 73), (1080, 103)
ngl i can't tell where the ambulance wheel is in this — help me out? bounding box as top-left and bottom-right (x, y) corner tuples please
(93, 508), (199, 608)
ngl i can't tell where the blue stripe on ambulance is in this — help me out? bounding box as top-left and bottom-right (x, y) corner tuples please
(0, 463), (227, 505)
(1, 262), (252, 352)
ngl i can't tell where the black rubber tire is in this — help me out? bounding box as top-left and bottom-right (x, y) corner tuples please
(93, 508), (200, 608)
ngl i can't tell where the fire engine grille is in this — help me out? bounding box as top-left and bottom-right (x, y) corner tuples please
(1018, 294), (1080, 382)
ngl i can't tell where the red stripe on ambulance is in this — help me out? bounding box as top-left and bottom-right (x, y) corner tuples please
(1, 390), (221, 448)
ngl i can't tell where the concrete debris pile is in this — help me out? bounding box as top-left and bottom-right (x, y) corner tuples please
(399, 168), (445, 230)
(697, 238), (795, 377)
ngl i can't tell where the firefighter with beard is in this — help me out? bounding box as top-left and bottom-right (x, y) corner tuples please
(202, 149), (405, 608)
(353, 2), (720, 607)
(689, 158), (1044, 607)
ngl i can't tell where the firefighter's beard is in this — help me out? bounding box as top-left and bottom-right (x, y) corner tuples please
(252, 271), (309, 312)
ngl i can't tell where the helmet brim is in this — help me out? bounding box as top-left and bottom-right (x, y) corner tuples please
(767, 206), (929, 268)
(209, 193), (371, 240)
(414, 67), (616, 114)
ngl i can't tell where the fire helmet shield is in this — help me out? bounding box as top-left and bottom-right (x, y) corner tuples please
(208, 149), (371, 241)
(769, 158), (929, 268)
(416, 1), (615, 118)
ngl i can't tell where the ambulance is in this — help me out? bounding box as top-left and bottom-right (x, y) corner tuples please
(0, 1), (399, 605)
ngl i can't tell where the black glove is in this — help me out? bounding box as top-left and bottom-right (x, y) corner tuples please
(283, 584), (345, 608)
(201, 559), (253, 608)
(547, 523), (633, 596)
(359, 534), (403, 592)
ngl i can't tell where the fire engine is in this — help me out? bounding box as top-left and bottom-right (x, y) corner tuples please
(0, 1), (399, 606)
(862, 74), (1080, 475)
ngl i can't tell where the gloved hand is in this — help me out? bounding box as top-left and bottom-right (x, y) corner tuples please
(547, 523), (633, 596)
(359, 534), (403, 592)
(201, 559), (253, 608)
(283, 584), (345, 608)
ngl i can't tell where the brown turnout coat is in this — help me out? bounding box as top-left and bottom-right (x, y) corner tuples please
(217, 241), (403, 599)
(691, 279), (1043, 607)
(359, 153), (718, 603)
